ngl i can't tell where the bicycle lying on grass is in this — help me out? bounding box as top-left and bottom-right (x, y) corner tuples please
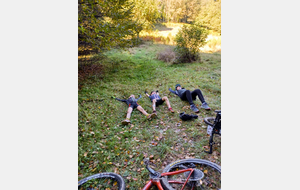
(203, 110), (221, 154)
(78, 158), (221, 190)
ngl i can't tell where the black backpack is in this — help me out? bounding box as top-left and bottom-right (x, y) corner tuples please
(179, 112), (198, 121)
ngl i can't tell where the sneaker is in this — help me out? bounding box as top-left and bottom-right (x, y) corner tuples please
(190, 104), (199, 113)
(152, 111), (157, 117)
(122, 119), (130, 125)
(147, 113), (156, 120)
(168, 107), (175, 113)
(201, 102), (211, 110)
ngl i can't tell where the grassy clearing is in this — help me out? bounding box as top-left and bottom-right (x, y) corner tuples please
(140, 23), (221, 53)
(78, 42), (221, 189)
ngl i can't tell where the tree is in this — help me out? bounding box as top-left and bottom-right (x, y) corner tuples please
(195, 0), (221, 33)
(130, 0), (160, 40)
(78, 0), (140, 56)
(174, 24), (208, 63)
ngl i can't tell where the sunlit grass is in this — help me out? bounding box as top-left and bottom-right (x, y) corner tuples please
(139, 23), (221, 52)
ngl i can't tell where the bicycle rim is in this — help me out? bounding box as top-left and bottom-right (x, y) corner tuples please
(161, 159), (221, 190)
(78, 172), (125, 190)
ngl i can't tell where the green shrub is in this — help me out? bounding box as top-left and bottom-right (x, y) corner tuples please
(174, 24), (208, 63)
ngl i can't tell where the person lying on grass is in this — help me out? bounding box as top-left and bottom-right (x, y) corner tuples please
(145, 90), (174, 115)
(113, 94), (156, 125)
(168, 84), (211, 113)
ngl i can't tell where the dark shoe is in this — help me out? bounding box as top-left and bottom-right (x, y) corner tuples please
(190, 104), (199, 113)
(152, 110), (158, 117)
(201, 102), (211, 110)
(147, 113), (156, 120)
(122, 119), (130, 125)
(150, 113), (157, 119)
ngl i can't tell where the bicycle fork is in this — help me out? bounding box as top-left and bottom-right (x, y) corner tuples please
(204, 132), (215, 154)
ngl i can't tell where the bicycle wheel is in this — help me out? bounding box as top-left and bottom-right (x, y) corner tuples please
(204, 117), (214, 126)
(78, 172), (125, 190)
(161, 159), (221, 190)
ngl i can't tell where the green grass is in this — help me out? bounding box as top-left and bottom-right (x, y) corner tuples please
(78, 42), (221, 189)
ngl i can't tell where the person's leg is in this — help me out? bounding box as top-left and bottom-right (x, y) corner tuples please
(136, 105), (149, 116)
(191, 89), (210, 110)
(191, 89), (205, 103)
(126, 107), (133, 119)
(122, 107), (133, 125)
(162, 96), (174, 112)
(152, 99), (157, 112)
(137, 106), (156, 119)
(162, 96), (170, 108)
(180, 90), (199, 113)
(180, 90), (194, 105)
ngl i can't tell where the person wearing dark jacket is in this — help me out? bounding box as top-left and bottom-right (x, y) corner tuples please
(114, 94), (156, 125)
(168, 84), (210, 113)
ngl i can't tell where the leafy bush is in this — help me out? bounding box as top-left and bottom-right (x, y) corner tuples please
(156, 48), (176, 63)
(174, 24), (208, 63)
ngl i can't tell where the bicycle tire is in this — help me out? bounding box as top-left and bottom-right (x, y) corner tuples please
(204, 117), (214, 126)
(161, 159), (221, 190)
(78, 172), (125, 190)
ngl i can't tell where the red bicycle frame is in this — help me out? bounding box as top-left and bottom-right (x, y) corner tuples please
(142, 168), (195, 190)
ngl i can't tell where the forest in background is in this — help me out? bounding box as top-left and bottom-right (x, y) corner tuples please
(78, 0), (221, 56)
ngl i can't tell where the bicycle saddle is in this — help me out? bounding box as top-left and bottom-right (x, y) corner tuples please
(214, 110), (221, 114)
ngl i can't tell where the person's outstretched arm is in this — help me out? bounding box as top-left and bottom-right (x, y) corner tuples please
(169, 87), (176, 94)
(113, 96), (126, 102)
(136, 94), (142, 101)
(145, 90), (150, 97)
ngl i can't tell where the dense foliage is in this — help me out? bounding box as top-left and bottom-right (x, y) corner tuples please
(174, 24), (208, 63)
(78, 0), (141, 56)
(196, 0), (221, 33)
(158, 0), (202, 23)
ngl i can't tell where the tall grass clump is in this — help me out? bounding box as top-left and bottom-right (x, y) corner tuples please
(174, 24), (208, 63)
(156, 47), (176, 63)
